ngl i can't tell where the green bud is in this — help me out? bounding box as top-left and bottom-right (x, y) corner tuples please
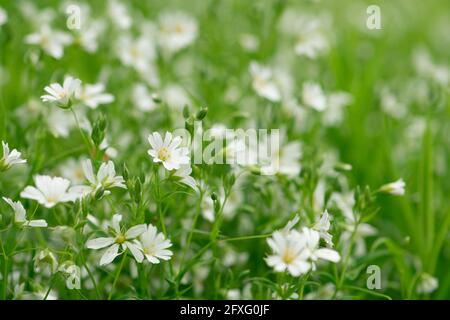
(183, 105), (190, 119)
(195, 107), (208, 121)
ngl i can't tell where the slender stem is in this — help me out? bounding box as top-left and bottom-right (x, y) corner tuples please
(108, 254), (127, 300)
(70, 108), (93, 158)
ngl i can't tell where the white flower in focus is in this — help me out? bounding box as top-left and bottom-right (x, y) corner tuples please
(147, 132), (190, 171)
(41, 76), (82, 108)
(313, 210), (333, 247)
(76, 83), (114, 109)
(249, 62), (281, 102)
(266, 230), (310, 276)
(25, 25), (71, 59)
(300, 227), (340, 270)
(158, 11), (198, 53)
(137, 224), (173, 264)
(302, 82), (326, 111)
(132, 84), (157, 112)
(3, 197), (47, 227)
(416, 273), (439, 294)
(81, 159), (126, 196)
(173, 165), (197, 191)
(0, 141), (26, 171)
(266, 224), (340, 277)
(0, 7), (7, 26)
(86, 214), (146, 266)
(20, 175), (81, 208)
(379, 179), (405, 196)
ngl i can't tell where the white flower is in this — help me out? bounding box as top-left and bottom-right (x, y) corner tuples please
(76, 20), (105, 53)
(266, 230), (310, 276)
(239, 33), (259, 52)
(137, 224), (173, 264)
(300, 227), (340, 270)
(173, 165), (197, 191)
(416, 273), (439, 294)
(132, 84), (157, 112)
(34, 249), (58, 273)
(108, 0), (132, 30)
(323, 92), (353, 126)
(25, 25), (71, 59)
(0, 7), (7, 26)
(147, 132), (190, 171)
(302, 82), (326, 111)
(86, 214), (146, 266)
(0, 141), (27, 171)
(249, 62), (281, 102)
(80, 159), (126, 196)
(157, 11), (198, 53)
(379, 179), (405, 196)
(41, 76), (82, 107)
(294, 24), (328, 59)
(117, 35), (156, 73)
(260, 138), (301, 177)
(3, 197), (47, 227)
(313, 210), (333, 247)
(266, 226), (340, 277)
(76, 83), (114, 109)
(20, 175), (81, 208)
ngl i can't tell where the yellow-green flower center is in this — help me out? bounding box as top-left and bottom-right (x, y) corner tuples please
(158, 147), (170, 161)
(116, 235), (126, 244)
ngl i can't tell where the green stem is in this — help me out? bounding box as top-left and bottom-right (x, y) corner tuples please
(108, 254), (127, 300)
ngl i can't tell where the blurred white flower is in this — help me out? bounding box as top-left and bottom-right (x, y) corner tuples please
(25, 25), (72, 59)
(108, 0), (131, 29)
(80, 159), (126, 196)
(20, 175), (82, 208)
(0, 141), (26, 171)
(76, 20), (105, 53)
(158, 11), (198, 54)
(416, 273), (438, 294)
(117, 35), (156, 74)
(3, 197), (47, 227)
(294, 23), (328, 59)
(379, 179), (405, 196)
(0, 7), (7, 26)
(148, 132), (190, 171)
(239, 33), (259, 52)
(86, 214), (146, 266)
(323, 91), (353, 126)
(41, 76), (81, 108)
(413, 47), (449, 86)
(132, 83), (157, 112)
(302, 82), (326, 111)
(379, 87), (406, 119)
(260, 138), (302, 177)
(76, 83), (114, 109)
(137, 224), (173, 264)
(249, 62), (281, 102)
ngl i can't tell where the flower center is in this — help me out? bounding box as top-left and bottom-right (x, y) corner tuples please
(58, 91), (67, 99)
(157, 147), (170, 161)
(115, 235), (126, 244)
(282, 249), (296, 264)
